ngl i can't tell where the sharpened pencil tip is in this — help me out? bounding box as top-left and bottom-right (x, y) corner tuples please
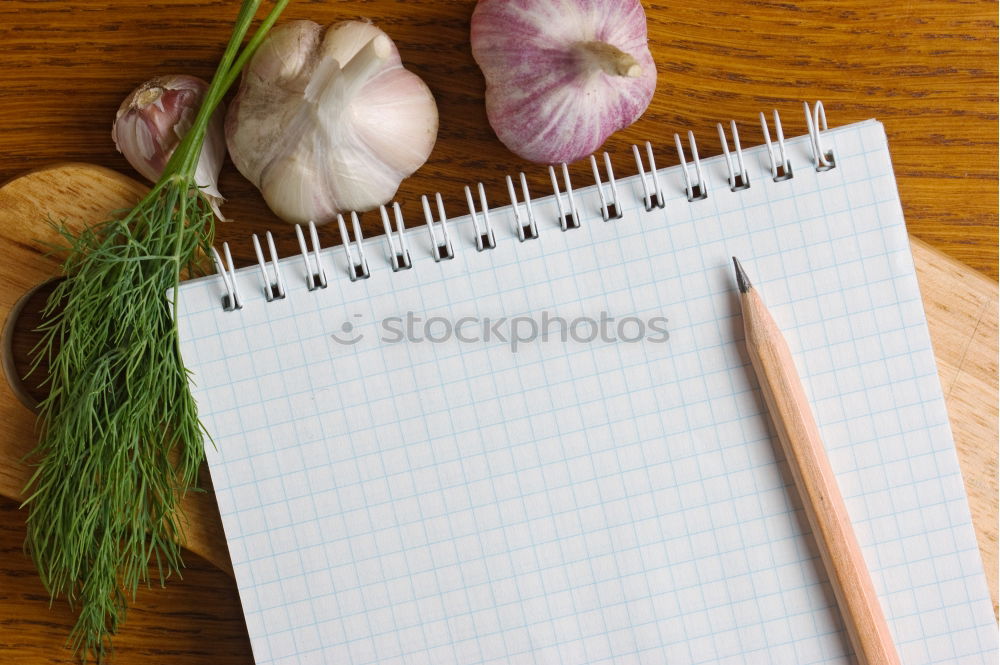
(732, 257), (752, 293)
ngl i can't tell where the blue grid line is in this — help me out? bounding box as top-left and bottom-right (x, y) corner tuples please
(192, 309), (930, 430)
(209, 381), (952, 546)
(226, 445), (973, 574)
(176, 120), (996, 665)
(208, 356), (941, 474)
(241, 519), (981, 636)
(244, 577), (991, 665)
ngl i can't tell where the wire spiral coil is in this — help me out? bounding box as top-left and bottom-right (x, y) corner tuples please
(212, 102), (835, 311)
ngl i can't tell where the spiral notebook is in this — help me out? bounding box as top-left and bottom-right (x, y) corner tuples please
(175, 109), (997, 665)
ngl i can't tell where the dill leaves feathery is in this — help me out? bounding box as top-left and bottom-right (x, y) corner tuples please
(22, 0), (289, 659)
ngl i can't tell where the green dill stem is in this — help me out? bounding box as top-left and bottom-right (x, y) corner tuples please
(24, 1), (291, 660)
(214, 0), (292, 107)
(170, 0), (289, 324)
(167, 0), (265, 182)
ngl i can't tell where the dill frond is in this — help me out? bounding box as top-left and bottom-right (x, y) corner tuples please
(21, 1), (290, 660)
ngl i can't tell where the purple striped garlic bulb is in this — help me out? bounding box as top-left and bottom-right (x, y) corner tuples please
(471, 0), (657, 165)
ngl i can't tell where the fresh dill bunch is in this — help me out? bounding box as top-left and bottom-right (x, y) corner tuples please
(22, 0), (289, 660)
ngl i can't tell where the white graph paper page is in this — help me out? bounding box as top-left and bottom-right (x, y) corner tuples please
(176, 120), (996, 665)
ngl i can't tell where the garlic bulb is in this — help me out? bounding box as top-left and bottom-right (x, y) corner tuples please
(226, 20), (439, 225)
(471, 0), (656, 164)
(112, 75), (226, 218)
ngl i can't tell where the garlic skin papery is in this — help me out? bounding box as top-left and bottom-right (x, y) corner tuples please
(226, 20), (439, 225)
(471, 0), (657, 164)
(112, 75), (226, 218)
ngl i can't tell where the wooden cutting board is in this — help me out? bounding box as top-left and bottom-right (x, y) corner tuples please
(0, 163), (996, 612)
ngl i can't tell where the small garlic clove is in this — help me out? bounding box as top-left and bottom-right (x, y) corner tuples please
(471, 0), (657, 164)
(112, 74), (227, 219)
(225, 20), (438, 225)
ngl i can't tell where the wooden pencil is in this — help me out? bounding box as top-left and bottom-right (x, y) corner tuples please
(732, 257), (902, 665)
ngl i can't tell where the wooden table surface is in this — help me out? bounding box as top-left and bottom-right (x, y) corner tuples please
(0, 0), (996, 662)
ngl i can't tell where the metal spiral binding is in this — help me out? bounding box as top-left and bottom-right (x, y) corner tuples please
(211, 244), (242, 311)
(211, 102), (837, 311)
(549, 163), (581, 230)
(422, 193), (454, 261)
(804, 101), (836, 171)
(295, 221), (327, 290)
(506, 173), (538, 241)
(675, 131), (708, 201)
(760, 110), (793, 182)
(380, 202), (412, 270)
(337, 211), (370, 281)
(252, 231), (285, 301)
(633, 141), (665, 210)
(717, 120), (750, 191)
(465, 183), (497, 250)
(590, 153), (624, 220)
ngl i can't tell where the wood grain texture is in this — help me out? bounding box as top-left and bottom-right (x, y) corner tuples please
(739, 275), (902, 665)
(0, 497), (251, 664)
(0, 0), (995, 276)
(0, 164), (235, 576)
(0, 168), (995, 665)
(910, 237), (999, 613)
(0, 0), (995, 662)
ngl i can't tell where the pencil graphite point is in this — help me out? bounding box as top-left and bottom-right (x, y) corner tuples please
(732, 257), (752, 293)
